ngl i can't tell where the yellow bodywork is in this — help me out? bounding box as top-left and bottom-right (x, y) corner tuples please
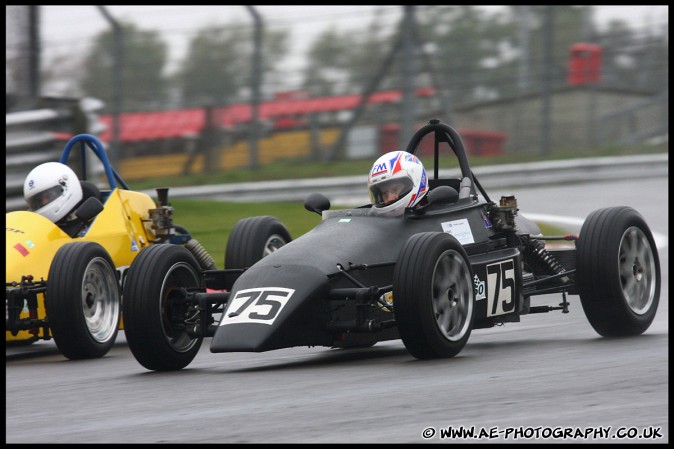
(6, 188), (157, 342)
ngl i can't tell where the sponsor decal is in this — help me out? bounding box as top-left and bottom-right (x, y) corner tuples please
(481, 210), (492, 228)
(370, 163), (388, 177)
(441, 218), (475, 244)
(14, 243), (29, 257)
(220, 287), (295, 326)
(473, 274), (486, 300)
(131, 239), (139, 252)
(25, 240), (35, 248)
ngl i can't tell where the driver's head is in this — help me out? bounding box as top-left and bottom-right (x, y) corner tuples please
(368, 150), (428, 217)
(23, 162), (83, 223)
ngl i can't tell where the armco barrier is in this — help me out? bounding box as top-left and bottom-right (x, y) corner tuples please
(5, 97), (105, 212)
(140, 153), (668, 204)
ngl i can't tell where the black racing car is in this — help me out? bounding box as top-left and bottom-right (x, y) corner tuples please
(121, 119), (661, 371)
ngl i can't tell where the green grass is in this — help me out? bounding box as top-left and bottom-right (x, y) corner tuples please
(172, 198), (569, 268)
(172, 199), (323, 268)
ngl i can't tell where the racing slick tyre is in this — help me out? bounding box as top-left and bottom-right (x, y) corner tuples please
(123, 244), (204, 371)
(46, 242), (121, 359)
(393, 232), (475, 359)
(576, 206), (660, 337)
(225, 216), (292, 269)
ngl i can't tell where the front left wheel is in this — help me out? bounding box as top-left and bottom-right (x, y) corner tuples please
(576, 206), (660, 336)
(123, 244), (204, 371)
(46, 242), (121, 359)
(393, 232), (475, 359)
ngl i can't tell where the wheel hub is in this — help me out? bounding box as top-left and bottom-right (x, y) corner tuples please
(632, 258), (643, 282)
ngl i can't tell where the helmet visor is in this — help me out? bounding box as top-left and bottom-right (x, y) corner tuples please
(27, 185), (64, 211)
(369, 177), (413, 208)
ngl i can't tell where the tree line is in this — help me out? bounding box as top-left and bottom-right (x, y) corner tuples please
(37, 5), (669, 114)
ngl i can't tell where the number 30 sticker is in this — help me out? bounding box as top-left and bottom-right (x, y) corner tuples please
(220, 287), (295, 326)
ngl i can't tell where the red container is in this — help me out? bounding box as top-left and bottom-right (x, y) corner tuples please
(379, 123), (506, 157)
(567, 43), (602, 85)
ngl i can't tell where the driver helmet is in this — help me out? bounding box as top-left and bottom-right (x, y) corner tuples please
(368, 150), (428, 216)
(23, 162), (83, 223)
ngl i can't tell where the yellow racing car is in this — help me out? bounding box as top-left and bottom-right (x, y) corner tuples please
(6, 133), (218, 360)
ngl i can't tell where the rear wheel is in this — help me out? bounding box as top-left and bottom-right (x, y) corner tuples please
(225, 216), (292, 269)
(46, 242), (120, 359)
(123, 244), (203, 371)
(393, 232), (474, 359)
(576, 206), (660, 336)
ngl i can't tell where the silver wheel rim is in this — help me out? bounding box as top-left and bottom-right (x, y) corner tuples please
(431, 249), (473, 341)
(81, 257), (119, 343)
(618, 226), (656, 315)
(160, 262), (200, 352)
(263, 234), (287, 257)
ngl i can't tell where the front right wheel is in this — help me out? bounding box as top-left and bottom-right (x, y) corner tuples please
(225, 216), (292, 269)
(393, 232), (475, 359)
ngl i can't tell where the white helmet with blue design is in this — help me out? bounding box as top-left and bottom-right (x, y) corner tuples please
(23, 162), (83, 223)
(368, 150), (428, 217)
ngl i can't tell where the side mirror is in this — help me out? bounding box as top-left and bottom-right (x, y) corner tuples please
(304, 193), (331, 215)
